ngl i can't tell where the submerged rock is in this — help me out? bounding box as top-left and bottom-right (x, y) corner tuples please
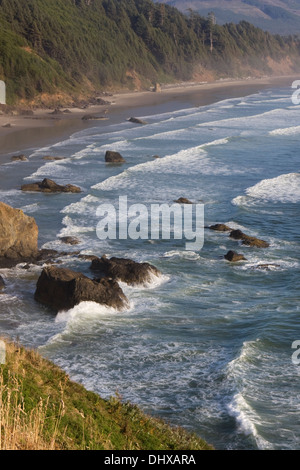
(34, 265), (128, 312)
(59, 236), (80, 245)
(105, 151), (126, 163)
(174, 197), (193, 204)
(42, 156), (65, 161)
(90, 255), (161, 286)
(224, 250), (247, 262)
(229, 229), (269, 248)
(21, 178), (81, 193)
(0, 202), (38, 261)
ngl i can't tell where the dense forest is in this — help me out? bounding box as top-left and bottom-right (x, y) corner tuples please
(0, 0), (299, 105)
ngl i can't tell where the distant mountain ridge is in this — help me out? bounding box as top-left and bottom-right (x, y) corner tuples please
(155, 0), (300, 34)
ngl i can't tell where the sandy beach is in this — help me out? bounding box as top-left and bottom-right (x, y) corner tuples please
(0, 75), (297, 163)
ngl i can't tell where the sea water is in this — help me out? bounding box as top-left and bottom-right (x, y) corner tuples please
(0, 86), (299, 450)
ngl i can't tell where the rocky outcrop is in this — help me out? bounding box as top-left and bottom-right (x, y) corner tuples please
(174, 197), (193, 204)
(224, 250), (247, 262)
(229, 229), (269, 248)
(128, 117), (148, 125)
(0, 275), (5, 291)
(34, 266), (128, 312)
(21, 178), (81, 193)
(154, 83), (162, 93)
(0, 202), (38, 261)
(105, 151), (126, 163)
(90, 255), (161, 286)
(209, 224), (232, 232)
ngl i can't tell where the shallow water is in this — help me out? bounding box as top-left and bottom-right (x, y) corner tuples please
(0, 86), (299, 450)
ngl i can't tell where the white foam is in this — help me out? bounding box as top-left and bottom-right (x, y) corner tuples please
(269, 125), (300, 136)
(233, 173), (300, 205)
(163, 250), (200, 260)
(227, 393), (273, 449)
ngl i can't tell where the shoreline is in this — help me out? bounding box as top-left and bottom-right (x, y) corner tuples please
(0, 74), (297, 162)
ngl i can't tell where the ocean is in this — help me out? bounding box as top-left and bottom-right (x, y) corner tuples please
(0, 85), (299, 450)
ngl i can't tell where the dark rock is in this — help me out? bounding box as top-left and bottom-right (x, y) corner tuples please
(0, 275), (5, 291)
(174, 197), (193, 204)
(21, 178), (81, 193)
(152, 155), (160, 159)
(105, 151), (126, 164)
(60, 236), (80, 245)
(34, 265), (128, 312)
(49, 108), (63, 115)
(0, 202), (38, 261)
(90, 255), (161, 286)
(42, 156), (65, 161)
(128, 117), (148, 125)
(224, 250), (247, 262)
(209, 223), (233, 232)
(229, 229), (269, 248)
(11, 154), (28, 162)
(82, 114), (108, 121)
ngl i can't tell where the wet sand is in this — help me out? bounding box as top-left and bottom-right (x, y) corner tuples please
(0, 75), (297, 163)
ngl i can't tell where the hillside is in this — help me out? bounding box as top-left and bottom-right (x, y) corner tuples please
(0, 339), (213, 450)
(156, 0), (300, 34)
(0, 0), (299, 106)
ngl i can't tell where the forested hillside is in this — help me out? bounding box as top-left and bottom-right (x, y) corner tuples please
(0, 0), (299, 105)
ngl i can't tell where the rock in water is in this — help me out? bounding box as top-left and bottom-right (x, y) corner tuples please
(209, 224), (233, 232)
(0, 275), (5, 291)
(11, 154), (28, 161)
(0, 202), (38, 260)
(174, 197), (193, 204)
(90, 255), (161, 286)
(128, 117), (148, 125)
(21, 178), (81, 193)
(229, 229), (269, 248)
(224, 250), (247, 262)
(59, 236), (80, 245)
(105, 151), (126, 163)
(34, 266), (129, 312)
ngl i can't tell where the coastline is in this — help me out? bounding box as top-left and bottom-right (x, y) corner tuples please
(0, 75), (297, 162)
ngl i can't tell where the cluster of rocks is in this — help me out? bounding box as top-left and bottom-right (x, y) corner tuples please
(21, 178), (81, 193)
(209, 223), (270, 263)
(0, 202), (161, 311)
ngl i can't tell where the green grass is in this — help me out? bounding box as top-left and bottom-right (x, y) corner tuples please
(0, 340), (213, 450)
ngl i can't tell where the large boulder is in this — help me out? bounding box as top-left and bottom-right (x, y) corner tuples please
(34, 266), (128, 312)
(21, 178), (81, 193)
(0, 202), (38, 260)
(229, 229), (269, 248)
(90, 255), (161, 286)
(105, 151), (126, 163)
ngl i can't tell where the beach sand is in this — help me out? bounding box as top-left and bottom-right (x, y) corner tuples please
(0, 75), (297, 163)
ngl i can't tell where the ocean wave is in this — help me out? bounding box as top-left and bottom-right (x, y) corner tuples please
(269, 125), (300, 136)
(232, 173), (300, 205)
